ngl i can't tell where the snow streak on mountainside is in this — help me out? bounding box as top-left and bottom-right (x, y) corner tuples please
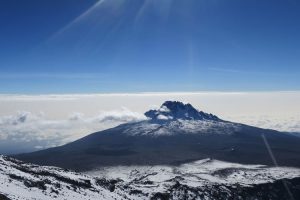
(1, 155), (300, 200)
(122, 120), (242, 136)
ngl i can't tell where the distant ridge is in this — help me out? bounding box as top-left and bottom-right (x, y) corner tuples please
(15, 101), (300, 171)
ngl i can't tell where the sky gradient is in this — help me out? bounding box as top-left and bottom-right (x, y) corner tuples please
(1, 0), (300, 93)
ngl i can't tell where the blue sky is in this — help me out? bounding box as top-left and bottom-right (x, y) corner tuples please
(0, 0), (300, 93)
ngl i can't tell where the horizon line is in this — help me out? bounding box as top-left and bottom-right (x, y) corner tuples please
(0, 90), (300, 96)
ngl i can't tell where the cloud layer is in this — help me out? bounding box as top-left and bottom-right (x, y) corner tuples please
(0, 109), (146, 154)
(226, 115), (300, 133)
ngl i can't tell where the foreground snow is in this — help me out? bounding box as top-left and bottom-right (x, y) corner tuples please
(1, 155), (300, 200)
(0, 155), (124, 200)
(87, 158), (300, 195)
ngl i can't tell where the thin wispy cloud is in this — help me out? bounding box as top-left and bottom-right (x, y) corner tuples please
(208, 67), (248, 73)
(207, 67), (298, 77)
(0, 73), (107, 79)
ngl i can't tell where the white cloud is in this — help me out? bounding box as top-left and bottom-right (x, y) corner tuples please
(158, 106), (170, 113)
(157, 114), (169, 120)
(225, 115), (300, 133)
(0, 109), (146, 153)
(92, 108), (146, 123)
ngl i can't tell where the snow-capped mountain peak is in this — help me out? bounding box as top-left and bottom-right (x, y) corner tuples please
(145, 101), (220, 121)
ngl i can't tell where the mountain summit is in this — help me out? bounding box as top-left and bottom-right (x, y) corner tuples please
(145, 101), (220, 121)
(15, 101), (300, 171)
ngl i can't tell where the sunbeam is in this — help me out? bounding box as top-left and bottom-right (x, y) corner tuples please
(134, 0), (173, 26)
(48, 0), (106, 41)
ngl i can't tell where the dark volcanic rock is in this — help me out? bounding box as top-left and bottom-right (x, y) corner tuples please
(0, 193), (10, 200)
(145, 101), (220, 121)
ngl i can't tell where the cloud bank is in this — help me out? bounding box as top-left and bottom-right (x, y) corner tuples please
(0, 109), (146, 154)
